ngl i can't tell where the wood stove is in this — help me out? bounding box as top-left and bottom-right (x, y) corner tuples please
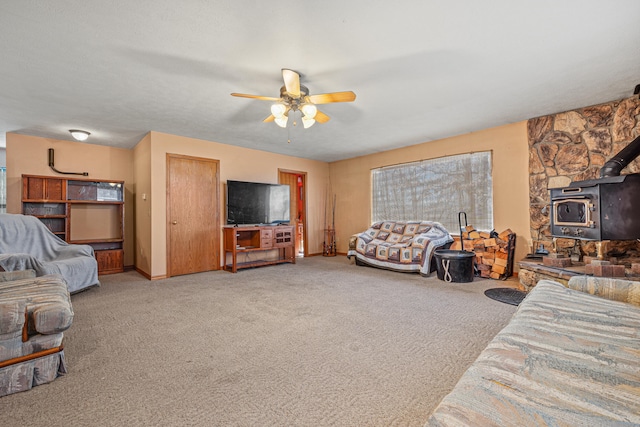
(550, 174), (640, 240)
(550, 135), (640, 241)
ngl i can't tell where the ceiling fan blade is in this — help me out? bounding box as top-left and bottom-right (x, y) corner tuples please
(231, 93), (280, 101)
(263, 115), (275, 122)
(282, 69), (301, 98)
(308, 91), (356, 104)
(315, 110), (330, 124)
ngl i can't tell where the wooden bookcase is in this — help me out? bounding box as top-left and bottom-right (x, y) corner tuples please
(22, 174), (125, 275)
(223, 225), (295, 273)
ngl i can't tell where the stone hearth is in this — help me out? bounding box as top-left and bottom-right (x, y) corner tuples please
(518, 259), (585, 291)
(518, 256), (640, 291)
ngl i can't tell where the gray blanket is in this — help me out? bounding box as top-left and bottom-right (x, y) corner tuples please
(0, 214), (99, 293)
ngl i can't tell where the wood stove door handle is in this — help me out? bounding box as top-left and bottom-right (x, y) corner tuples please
(561, 187), (583, 194)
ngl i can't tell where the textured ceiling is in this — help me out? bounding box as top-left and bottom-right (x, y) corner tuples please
(1, 1), (639, 162)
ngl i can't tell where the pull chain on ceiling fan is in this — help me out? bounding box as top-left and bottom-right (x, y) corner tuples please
(231, 69), (356, 129)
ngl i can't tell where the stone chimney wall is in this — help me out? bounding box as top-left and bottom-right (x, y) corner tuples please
(527, 96), (640, 256)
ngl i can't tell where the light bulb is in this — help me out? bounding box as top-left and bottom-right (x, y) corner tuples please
(270, 103), (287, 118)
(301, 103), (317, 119)
(274, 116), (288, 128)
(302, 117), (316, 128)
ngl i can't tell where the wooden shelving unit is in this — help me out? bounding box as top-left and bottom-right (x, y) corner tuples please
(22, 174), (125, 275)
(223, 225), (295, 273)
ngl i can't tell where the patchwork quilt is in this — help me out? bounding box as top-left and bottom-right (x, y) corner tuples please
(347, 221), (453, 275)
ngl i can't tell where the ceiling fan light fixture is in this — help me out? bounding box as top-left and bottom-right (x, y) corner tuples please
(274, 116), (288, 128)
(69, 129), (90, 141)
(270, 103), (287, 118)
(301, 117), (315, 129)
(301, 103), (317, 119)
(231, 69), (355, 133)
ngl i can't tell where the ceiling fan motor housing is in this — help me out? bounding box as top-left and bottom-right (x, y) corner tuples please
(280, 85), (310, 111)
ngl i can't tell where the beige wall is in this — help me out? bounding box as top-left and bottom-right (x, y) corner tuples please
(6, 122), (531, 277)
(5, 131), (329, 279)
(143, 131), (330, 279)
(5, 133), (135, 266)
(329, 121), (531, 267)
(133, 133), (152, 275)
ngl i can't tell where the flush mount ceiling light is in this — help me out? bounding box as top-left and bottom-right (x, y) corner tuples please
(231, 69), (356, 130)
(69, 129), (90, 141)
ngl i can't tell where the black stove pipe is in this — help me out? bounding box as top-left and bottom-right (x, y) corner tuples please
(600, 135), (640, 178)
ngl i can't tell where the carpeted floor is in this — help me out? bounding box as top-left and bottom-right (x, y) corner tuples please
(2, 257), (517, 427)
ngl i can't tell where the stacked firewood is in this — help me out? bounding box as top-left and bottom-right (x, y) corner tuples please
(450, 226), (515, 279)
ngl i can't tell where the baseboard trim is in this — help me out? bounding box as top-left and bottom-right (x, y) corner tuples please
(134, 267), (166, 280)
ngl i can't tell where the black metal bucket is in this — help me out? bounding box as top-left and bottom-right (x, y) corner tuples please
(434, 250), (475, 283)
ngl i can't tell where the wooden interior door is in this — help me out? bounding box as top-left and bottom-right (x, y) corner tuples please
(279, 170), (306, 257)
(167, 154), (220, 276)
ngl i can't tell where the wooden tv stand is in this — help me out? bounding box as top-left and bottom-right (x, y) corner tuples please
(223, 225), (295, 273)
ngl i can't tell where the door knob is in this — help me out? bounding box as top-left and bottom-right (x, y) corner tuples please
(172, 220), (177, 225)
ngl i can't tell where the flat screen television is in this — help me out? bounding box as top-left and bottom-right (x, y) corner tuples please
(226, 180), (291, 226)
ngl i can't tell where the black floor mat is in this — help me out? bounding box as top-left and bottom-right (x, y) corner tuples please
(484, 287), (527, 306)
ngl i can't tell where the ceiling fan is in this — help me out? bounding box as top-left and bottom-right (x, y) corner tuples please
(231, 69), (356, 129)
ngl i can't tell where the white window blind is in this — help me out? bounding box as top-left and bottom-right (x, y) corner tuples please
(371, 152), (493, 233)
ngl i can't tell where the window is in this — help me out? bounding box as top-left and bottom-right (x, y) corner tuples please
(371, 151), (493, 233)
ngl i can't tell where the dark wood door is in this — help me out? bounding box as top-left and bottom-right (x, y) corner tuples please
(167, 154), (220, 276)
